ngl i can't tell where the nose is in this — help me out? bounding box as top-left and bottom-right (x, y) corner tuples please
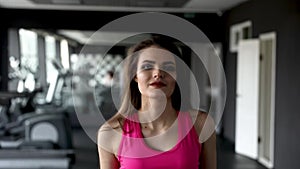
(153, 68), (164, 79)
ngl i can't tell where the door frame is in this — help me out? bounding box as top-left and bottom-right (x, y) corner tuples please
(258, 32), (276, 168)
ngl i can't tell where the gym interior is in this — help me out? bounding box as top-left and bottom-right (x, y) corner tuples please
(0, 0), (299, 169)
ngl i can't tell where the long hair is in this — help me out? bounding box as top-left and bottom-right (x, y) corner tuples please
(107, 34), (182, 128)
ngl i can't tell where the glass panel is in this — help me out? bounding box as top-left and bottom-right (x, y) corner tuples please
(45, 35), (58, 84)
(19, 29), (38, 92)
(60, 39), (70, 70)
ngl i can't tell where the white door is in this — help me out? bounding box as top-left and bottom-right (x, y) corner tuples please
(235, 39), (260, 159)
(258, 32), (276, 168)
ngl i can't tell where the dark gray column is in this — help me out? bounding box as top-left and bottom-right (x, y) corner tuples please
(0, 27), (8, 91)
(37, 35), (47, 88)
(7, 28), (21, 91)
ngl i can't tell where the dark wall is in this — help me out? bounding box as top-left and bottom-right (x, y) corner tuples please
(0, 8), (8, 91)
(0, 8), (222, 91)
(222, 0), (300, 168)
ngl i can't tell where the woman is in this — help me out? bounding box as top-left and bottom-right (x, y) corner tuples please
(97, 34), (216, 169)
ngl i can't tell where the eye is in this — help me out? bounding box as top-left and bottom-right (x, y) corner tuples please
(162, 65), (176, 72)
(141, 64), (153, 70)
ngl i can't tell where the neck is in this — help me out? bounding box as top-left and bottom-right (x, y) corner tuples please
(138, 97), (177, 130)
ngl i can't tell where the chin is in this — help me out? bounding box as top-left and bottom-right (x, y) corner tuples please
(147, 90), (172, 99)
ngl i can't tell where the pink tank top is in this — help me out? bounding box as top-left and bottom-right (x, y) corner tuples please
(117, 112), (202, 169)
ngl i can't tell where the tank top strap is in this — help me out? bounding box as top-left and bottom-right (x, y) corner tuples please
(177, 112), (196, 139)
(122, 113), (141, 138)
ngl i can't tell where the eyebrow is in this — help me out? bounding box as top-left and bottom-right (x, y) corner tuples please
(142, 60), (155, 64)
(142, 60), (175, 65)
(162, 61), (175, 65)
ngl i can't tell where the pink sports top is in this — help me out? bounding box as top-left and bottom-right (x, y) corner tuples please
(117, 112), (202, 169)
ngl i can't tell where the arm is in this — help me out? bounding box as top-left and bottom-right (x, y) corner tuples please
(200, 131), (216, 169)
(98, 146), (120, 169)
(192, 110), (217, 169)
(97, 123), (121, 169)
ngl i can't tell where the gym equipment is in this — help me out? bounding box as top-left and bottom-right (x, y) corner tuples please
(0, 59), (76, 168)
(0, 90), (75, 169)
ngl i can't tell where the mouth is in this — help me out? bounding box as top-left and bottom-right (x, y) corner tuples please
(149, 81), (167, 88)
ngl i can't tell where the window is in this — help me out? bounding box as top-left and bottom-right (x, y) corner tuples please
(230, 21), (252, 53)
(45, 35), (58, 84)
(60, 39), (70, 70)
(18, 29), (38, 92)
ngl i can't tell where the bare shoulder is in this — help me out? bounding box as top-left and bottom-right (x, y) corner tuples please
(98, 117), (123, 132)
(188, 109), (210, 129)
(188, 109), (215, 143)
(97, 118), (123, 155)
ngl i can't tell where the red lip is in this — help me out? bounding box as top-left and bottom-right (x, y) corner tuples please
(149, 81), (166, 88)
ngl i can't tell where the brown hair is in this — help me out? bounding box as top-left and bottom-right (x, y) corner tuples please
(107, 34), (182, 129)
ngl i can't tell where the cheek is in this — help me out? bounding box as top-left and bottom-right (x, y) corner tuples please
(165, 71), (177, 81)
(135, 73), (149, 90)
(170, 80), (176, 92)
(136, 72), (148, 83)
(165, 76), (176, 92)
(166, 73), (176, 84)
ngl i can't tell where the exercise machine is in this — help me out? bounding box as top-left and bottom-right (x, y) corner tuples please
(0, 58), (75, 168)
(0, 90), (75, 169)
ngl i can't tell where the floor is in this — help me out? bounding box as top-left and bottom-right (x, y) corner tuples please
(71, 128), (99, 169)
(71, 128), (268, 169)
(216, 135), (267, 169)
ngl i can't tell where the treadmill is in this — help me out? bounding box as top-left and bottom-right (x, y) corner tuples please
(0, 74), (75, 169)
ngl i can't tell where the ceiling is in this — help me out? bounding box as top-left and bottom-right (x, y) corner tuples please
(0, 0), (248, 13)
(57, 30), (153, 46)
(0, 0), (249, 46)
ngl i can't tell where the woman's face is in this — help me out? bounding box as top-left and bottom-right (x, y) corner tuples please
(135, 46), (177, 99)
